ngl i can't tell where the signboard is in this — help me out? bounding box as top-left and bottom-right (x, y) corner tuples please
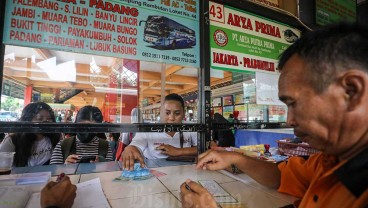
(231, 71), (255, 84)
(212, 106), (223, 115)
(223, 106), (234, 118)
(234, 94), (244, 104)
(243, 82), (256, 104)
(209, 1), (301, 73)
(212, 97), (222, 107)
(248, 104), (264, 121)
(1, 80), (25, 99)
(316, 0), (356, 26)
(3, 0), (199, 67)
(32, 93), (41, 102)
(234, 105), (246, 120)
(269, 105), (286, 115)
(2, 83), (11, 96)
(222, 95), (233, 106)
(256, 71), (284, 105)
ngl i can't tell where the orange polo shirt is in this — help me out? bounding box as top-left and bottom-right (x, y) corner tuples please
(277, 150), (368, 208)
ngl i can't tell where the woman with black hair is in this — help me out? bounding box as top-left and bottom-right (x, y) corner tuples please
(0, 102), (61, 167)
(50, 105), (113, 164)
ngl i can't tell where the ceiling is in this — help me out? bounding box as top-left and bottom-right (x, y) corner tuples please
(3, 45), (232, 109)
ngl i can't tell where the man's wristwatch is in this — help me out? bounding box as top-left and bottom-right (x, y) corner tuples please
(231, 164), (240, 174)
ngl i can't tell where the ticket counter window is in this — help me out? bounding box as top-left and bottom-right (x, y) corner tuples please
(210, 71), (287, 123)
(1, 45), (200, 124)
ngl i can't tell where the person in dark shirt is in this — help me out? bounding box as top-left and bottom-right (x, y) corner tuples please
(50, 105), (113, 164)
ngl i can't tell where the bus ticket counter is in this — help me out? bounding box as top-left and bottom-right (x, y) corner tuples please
(8, 161), (297, 208)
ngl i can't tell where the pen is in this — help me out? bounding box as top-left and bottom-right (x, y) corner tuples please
(185, 182), (192, 192)
(56, 172), (65, 183)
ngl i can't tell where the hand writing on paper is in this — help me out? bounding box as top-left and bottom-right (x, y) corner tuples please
(65, 154), (80, 164)
(180, 179), (217, 208)
(196, 150), (242, 171)
(156, 144), (181, 156)
(122, 145), (145, 170)
(40, 175), (77, 208)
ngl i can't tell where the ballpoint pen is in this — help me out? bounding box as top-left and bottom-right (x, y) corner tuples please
(56, 172), (65, 183)
(185, 182), (192, 191)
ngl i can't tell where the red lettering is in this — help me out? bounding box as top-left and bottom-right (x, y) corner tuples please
(227, 13), (253, 30)
(89, 0), (139, 17)
(255, 21), (281, 38)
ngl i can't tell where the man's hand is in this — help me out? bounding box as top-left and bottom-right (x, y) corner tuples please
(156, 144), (181, 156)
(196, 150), (242, 171)
(122, 145), (145, 170)
(180, 179), (217, 208)
(209, 140), (218, 148)
(40, 176), (77, 208)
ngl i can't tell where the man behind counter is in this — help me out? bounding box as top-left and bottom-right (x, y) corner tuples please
(181, 23), (368, 208)
(122, 93), (197, 170)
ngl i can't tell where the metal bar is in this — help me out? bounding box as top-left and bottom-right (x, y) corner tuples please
(0, 0), (7, 106)
(0, 122), (205, 133)
(199, 0), (211, 154)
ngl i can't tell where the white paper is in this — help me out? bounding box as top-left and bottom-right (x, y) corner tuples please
(25, 192), (40, 208)
(198, 180), (230, 197)
(198, 180), (238, 204)
(214, 196), (238, 203)
(72, 178), (110, 208)
(26, 178), (110, 208)
(0, 186), (31, 208)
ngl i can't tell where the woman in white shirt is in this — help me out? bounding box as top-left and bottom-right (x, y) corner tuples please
(0, 102), (61, 167)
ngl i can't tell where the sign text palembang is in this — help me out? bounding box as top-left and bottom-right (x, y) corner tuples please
(4, 0), (200, 67)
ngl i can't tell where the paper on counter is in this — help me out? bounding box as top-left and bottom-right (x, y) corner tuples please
(26, 178), (110, 208)
(198, 180), (238, 204)
(0, 186), (31, 208)
(198, 180), (230, 197)
(214, 196), (238, 203)
(73, 178), (110, 208)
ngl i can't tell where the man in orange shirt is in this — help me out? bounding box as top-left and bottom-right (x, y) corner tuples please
(180, 23), (368, 208)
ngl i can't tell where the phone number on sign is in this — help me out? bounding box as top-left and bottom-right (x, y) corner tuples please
(171, 56), (197, 63)
(142, 52), (196, 63)
(142, 52), (161, 58)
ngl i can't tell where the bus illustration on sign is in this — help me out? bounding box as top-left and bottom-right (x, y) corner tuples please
(140, 16), (196, 49)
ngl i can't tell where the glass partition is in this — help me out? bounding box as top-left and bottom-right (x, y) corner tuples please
(2, 45), (200, 124)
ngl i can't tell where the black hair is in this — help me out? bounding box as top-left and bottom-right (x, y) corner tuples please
(110, 133), (120, 142)
(12, 102), (60, 167)
(20, 102), (56, 122)
(278, 23), (368, 92)
(75, 105), (103, 123)
(164, 93), (185, 110)
(212, 113), (235, 147)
